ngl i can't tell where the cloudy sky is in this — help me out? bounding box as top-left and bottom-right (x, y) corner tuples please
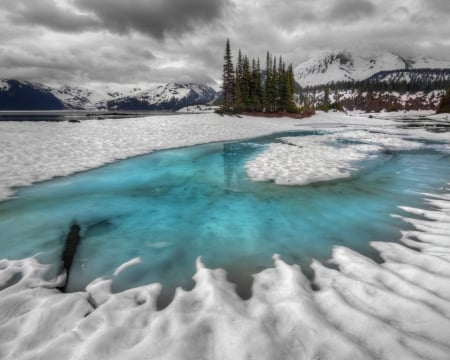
(1, 0), (449, 89)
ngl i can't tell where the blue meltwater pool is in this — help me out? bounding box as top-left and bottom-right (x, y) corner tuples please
(0, 129), (449, 304)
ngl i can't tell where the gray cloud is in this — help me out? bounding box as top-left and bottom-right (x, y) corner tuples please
(2, 0), (99, 32)
(74, 0), (231, 38)
(425, 0), (450, 12)
(326, 0), (376, 22)
(0, 0), (449, 88)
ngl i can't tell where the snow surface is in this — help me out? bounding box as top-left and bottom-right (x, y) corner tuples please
(177, 104), (219, 113)
(245, 119), (450, 186)
(246, 135), (381, 185)
(0, 80), (10, 92)
(1, 112), (450, 359)
(0, 113), (303, 200)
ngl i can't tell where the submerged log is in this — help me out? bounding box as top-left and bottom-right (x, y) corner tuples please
(60, 223), (81, 292)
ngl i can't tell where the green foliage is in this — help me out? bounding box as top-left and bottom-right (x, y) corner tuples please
(219, 40), (299, 114)
(219, 39), (235, 113)
(315, 102), (344, 112)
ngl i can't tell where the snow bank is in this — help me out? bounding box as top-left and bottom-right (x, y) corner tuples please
(0, 113), (303, 200)
(245, 124), (437, 185)
(0, 191), (449, 359)
(246, 135), (380, 185)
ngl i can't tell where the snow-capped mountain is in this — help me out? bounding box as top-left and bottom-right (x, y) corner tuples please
(103, 83), (217, 111)
(0, 80), (66, 110)
(0, 80), (217, 111)
(294, 50), (450, 87)
(49, 85), (102, 109)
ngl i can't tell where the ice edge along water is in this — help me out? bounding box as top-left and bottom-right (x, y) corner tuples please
(0, 190), (449, 360)
(1, 112), (449, 359)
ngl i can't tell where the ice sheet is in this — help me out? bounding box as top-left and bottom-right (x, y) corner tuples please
(245, 124), (441, 185)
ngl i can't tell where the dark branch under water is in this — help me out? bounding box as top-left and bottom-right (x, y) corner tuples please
(59, 223), (81, 292)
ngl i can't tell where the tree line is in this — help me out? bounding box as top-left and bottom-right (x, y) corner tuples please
(220, 39), (298, 113)
(300, 68), (450, 97)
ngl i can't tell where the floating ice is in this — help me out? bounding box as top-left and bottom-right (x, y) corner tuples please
(113, 257), (141, 276)
(246, 123), (449, 186)
(246, 135), (381, 185)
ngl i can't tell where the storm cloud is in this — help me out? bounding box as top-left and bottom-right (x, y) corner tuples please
(0, 0), (448, 88)
(1, 0), (99, 32)
(327, 0), (376, 22)
(74, 0), (232, 38)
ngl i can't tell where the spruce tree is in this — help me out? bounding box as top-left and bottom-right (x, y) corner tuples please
(220, 39), (235, 112)
(241, 55), (251, 110)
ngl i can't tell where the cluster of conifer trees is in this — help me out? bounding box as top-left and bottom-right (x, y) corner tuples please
(220, 39), (298, 113)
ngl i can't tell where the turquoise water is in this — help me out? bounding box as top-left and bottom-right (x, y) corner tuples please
(0, 130), (449, 303)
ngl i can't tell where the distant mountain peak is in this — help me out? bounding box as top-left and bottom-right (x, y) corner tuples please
(294, 50), (450, 87)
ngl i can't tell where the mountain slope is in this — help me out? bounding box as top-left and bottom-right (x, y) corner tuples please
(0, 80), (65, 110)
(103, 83), (217, 111)
(0, 81), (217, 111)
(294, 50), (450, 87)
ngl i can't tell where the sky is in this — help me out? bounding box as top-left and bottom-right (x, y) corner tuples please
(1, 0), (449, 89)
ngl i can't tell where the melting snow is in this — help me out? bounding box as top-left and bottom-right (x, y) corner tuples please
(0, 190), (449, 359)
(1, 112), (449, 359)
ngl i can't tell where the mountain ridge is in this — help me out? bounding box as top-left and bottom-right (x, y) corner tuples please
(0, 80), (217, 111)
(294, 50), (450, 87)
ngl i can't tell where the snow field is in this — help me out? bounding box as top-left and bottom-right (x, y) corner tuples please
(0, 113), (303, 200)
(1, 112), (449, 359)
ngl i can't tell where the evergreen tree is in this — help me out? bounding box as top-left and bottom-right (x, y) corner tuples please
(220, 39), (234, 112)
(264, 51), (272, 111)
(241, 55), (251, 109)
(437, 87), (450, 114)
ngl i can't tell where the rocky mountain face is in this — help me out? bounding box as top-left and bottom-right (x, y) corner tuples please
(295, 50), (450, 112)
(0, 80), (66, 110)
(0, 80), (217, 111)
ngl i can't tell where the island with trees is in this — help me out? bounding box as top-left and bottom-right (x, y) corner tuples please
(218, 39), (312, 117)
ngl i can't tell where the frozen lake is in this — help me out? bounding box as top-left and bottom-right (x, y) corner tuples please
(1, 126), (449, 305)
(1, 113), (449, 359)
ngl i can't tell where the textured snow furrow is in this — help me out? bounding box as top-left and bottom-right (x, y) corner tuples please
(0, 192), (449, 359)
